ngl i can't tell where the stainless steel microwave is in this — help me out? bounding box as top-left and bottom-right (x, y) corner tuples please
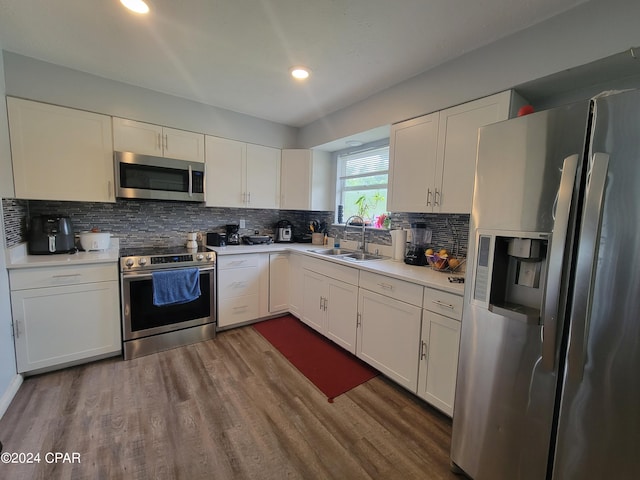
(115, 151), (205, 202)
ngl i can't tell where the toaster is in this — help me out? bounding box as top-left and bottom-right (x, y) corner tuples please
(207, 232), (227, 247)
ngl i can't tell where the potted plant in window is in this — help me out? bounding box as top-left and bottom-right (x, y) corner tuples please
(354, 193), (385, 225)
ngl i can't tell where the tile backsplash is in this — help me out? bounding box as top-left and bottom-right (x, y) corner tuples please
(2, 198), (469, 257)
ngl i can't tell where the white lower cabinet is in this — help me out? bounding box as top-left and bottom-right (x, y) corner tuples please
(9, 263), (121, 374)
(268, 253), (289, 314)
(356, 287), (422, 391)
(300, 258), (358, 354)
(217, 254), (264, 328)
(417, 288), (463, 416)
(288, 252), (304, 317)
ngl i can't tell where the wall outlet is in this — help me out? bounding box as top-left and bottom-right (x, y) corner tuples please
(239, 219), (246, 228)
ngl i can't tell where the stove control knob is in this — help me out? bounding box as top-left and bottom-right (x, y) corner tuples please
(138, 258), (147, 266)
(206, 253), (214, 261)
(196, 254), (204, 261)
(125, 258), (134, 268)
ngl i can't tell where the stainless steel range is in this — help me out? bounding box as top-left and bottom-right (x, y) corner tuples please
(120, 247), (216, 360)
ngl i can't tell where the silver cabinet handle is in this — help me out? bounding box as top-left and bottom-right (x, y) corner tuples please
(377, 282), (393, 290)
(432, 299), (454, 309)
(420, 340), (427, 360)
(52, 274), (82, 279)
(164, 133), (168, 151)
(541, 154), (579, 371)
(426, 188), (432, 206)
(434, 188), (440, 206)
(157, 133), (162, 151)
(566, 152), (609, 381)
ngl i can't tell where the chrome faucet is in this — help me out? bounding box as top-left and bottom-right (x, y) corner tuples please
(344, 215), (367, 253)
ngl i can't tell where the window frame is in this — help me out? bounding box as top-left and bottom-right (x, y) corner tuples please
(334, 139), (390, 226)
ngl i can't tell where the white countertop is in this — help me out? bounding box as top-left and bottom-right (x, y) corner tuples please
(207, 242), (465, 295)
(6, 240), (120, 269)
(6, 240), (465, 295)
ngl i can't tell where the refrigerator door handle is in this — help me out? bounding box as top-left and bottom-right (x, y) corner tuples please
(567, 152), (609, 381)
(541, 154), (579, 371)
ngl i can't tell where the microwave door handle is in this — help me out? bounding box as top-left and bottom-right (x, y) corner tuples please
(188, 165), (193, 197)
(541, 154), (579, 371)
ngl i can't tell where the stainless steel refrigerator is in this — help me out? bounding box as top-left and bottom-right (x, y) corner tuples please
(450, 89), (640, 479)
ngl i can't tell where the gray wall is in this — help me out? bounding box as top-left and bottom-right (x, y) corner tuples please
(298, 0), (640, 148)
(3, 52), (298, 150)
(0, 47), (18, 417)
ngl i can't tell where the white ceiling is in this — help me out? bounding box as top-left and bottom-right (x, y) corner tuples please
(0, 0), (587, 128)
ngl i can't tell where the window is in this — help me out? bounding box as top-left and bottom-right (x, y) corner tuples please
(336, 142), (389, 227)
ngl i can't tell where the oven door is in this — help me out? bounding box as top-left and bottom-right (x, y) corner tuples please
(121, 266), (215, 341)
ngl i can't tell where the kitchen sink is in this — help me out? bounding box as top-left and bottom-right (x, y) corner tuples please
(342, 252), (385, 261)
(309, 248), (386, 262)
(309, 248), (352, 256)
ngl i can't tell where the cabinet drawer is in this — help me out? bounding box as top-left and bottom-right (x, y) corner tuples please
(9, 263), (118, 291)
(217, 254), (259, 270)
(302, 257), (359, 285)
(218, 295), (259, 327)
(423, 288), (463, 320)
(218, 268), (259, 298)
(359, 271), (423, 307)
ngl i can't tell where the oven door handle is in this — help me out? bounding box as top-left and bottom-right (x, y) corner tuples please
(122, 266), (215, 280)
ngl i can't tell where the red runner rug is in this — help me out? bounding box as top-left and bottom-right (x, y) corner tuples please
(254, 315), (379, 402)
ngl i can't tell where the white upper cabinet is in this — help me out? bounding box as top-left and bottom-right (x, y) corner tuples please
(113, 117), (204, 163)
(205, 136), (281, 209)
(387, 112), (439, 213)
(7, 97), (115, 203)
(388, 90), (522, 214)
(435, 90), (515, 213)
(280, 149), (333, 211)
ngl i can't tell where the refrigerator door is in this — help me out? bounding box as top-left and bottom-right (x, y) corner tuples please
(451, 101), (590, 479)
(553, 90), (640, 479)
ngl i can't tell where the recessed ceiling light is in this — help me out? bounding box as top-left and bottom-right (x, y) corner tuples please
(120, 0), (150, 14)
(346, 140), (363, 147)
(290, 66), (311, 80)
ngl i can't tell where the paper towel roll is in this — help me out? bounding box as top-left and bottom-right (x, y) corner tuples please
(390, 229), (407, 261)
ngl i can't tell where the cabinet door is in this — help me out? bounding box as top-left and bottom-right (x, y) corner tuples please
(280, 149), (312, 210)
(435, 91), (513, 213)
(388, 112), (439, 212)
(162, 126), (205, 163)
(113, 117), (163, 156)
(301, 270), (327, 334)
(357, 289), (422, 391)
(246, 144), (281, 209)
(326, 278), (358, 354)
(12, 281), (121, 373)
(288, 253), (304, 317)
(205, 136), (246, 207)
(8, 98), (115, 203)
(269, 253), (289, 313)
(417, 311), (461, 416)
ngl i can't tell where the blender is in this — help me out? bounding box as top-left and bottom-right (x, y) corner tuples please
(404, 222), (430, 266)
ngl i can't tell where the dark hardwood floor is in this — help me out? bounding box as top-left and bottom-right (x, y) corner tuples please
(0, 324), (458, 480)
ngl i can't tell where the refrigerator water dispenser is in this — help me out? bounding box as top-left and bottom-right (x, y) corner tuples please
(472, 231), (548, 324)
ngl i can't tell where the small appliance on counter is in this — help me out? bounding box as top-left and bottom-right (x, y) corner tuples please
(242, 234), (272, 245)
(225, 224), (240, 245)
(28, 215), (76, 255)
(207, 232), (227, 247)
(274, 219), (293, 243)
(404, 222), (431, 266)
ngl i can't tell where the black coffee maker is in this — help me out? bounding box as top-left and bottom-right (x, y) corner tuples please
(225, 224), (240, 245)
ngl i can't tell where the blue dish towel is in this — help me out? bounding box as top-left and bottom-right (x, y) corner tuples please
(152, 268), (201, 307)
